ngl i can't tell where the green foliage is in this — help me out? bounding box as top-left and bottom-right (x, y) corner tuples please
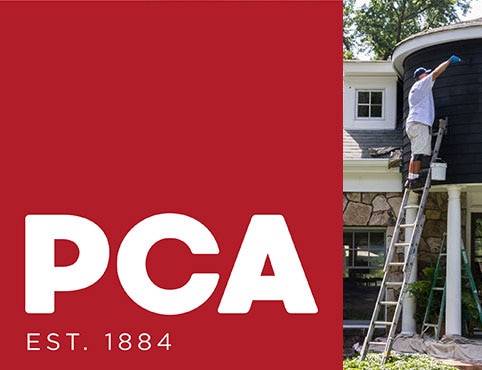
(406, 265), (482, 334)
(344, 0), (473, 60)
(343, 0), (358, 58)
(344, 49), (356, 60)
(461, 283), (482, 325)
(343, 352), (458, 370)
(406, 266), (439, 324)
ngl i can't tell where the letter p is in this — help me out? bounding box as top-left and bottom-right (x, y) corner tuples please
(25, 215), (109, 313)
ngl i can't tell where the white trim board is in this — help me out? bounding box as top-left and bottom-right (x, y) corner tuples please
(343, 159), (402, 192)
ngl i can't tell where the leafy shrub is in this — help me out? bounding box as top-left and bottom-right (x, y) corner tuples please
(406, 266), (482, 335)
(406, 266), (439, 324)
(343, 353), (458, 370)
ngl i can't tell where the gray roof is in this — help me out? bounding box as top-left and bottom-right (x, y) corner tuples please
(395, 17), (482, 47)
(343, 128), (403, 159)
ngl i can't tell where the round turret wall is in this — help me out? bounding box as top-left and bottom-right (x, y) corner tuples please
(401, 38), (482, 184)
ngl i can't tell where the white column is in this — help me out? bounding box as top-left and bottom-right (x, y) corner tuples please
(402, 191), (419, 334)
(446, 186), (462, 336)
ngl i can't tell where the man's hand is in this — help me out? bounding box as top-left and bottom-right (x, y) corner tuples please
(449, 55), (461, 63)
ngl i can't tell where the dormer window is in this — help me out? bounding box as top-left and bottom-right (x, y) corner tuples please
(343, 61), (396, 130)
(356, 90), (383, 119)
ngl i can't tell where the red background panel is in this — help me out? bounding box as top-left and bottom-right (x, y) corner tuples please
(0, 1), (342, 369)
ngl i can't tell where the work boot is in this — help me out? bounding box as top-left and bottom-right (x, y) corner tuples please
(405, 178), (424, 190)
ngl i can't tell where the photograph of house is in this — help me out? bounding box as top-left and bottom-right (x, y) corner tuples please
(343, 17), (482, 363)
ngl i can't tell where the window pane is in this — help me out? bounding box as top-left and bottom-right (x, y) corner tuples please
(472, 216), (482, 284)
(357, 105), (369, 117)
(343, 232), (353, 269)
(475, 218), (482, 262)
(343, 229), (386, 320)
(369, 232), (385, 267)
(370, 231), (385, 246)
(354, 232), (369, 269)
(354, 232), (368, 247)
(371, 105), (382, 117)
(476, 219), (482, 237)
(358, 91), (369, 103)
(343, 232), (352, 246)
(371, 91), (382, 104)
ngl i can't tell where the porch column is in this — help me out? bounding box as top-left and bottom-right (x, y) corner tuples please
(446, 186), (462, 336)
(402, 191), (419, 333)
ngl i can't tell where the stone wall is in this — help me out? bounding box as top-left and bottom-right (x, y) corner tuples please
(343, 192), (399, 268)
(342, 191), (465, 271)
(343, 192), (401, 228)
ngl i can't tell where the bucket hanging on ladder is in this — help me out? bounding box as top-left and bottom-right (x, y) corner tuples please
(431, 159), (447, 181)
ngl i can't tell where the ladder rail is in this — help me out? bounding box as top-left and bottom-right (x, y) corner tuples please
(359, 117), (448, 364)
(421, 235), (447, 339)
(461, 245), (482, 327)
(380, 215), (425, 364)
(429, 118), (447, 168)
(383, 189), (412, 272)
(359, 192), (427, 363)
(359, 190), (413, 355)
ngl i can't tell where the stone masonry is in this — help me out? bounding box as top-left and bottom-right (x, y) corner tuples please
(343, 191), (465, 273)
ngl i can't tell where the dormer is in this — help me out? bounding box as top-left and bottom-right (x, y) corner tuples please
(343, 61), (398, 130)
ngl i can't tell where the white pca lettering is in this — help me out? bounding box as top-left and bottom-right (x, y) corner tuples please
(25, 213), (318, 315)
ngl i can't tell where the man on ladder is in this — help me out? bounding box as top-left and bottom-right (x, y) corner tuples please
(405, 55), (461, 190)
(359, 54), (463, 366)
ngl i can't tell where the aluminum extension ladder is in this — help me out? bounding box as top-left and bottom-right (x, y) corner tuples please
(359, 118), (448, 365)
(421, 235), (482, 340)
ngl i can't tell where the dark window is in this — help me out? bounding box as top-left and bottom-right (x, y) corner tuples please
(343, 229), (386, 320)
(356, 90), (383, 119)
(470, 213), (482, 286)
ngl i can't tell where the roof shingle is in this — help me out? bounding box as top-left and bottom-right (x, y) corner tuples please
(343, 128), (403, 159)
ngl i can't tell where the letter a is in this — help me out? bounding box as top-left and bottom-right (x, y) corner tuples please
(218, 215), (318, 314)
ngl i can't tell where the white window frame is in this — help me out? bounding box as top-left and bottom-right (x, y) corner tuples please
(355, 89), (385, 120)
(343, 227), (388, 323)
(343, 227), (387, 273)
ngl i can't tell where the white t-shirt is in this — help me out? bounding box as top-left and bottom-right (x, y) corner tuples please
(406, 75), (435, 127)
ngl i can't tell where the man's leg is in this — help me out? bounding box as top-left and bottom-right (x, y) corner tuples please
(406, 154), (424, 189)
(406, 122), (431, 189)
(408, 155), (422, 177)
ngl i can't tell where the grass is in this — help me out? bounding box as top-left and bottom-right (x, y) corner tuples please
(343, 352), (458, 370)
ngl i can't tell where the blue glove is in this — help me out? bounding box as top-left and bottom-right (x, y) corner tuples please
(449, 55), (461, 63)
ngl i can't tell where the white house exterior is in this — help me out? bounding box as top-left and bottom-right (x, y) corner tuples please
(343, 60), (442, 334)
(343, 60), (410, 330)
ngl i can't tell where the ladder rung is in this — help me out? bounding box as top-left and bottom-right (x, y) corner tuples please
(374, 321), (392, 326)
(432, 287), (444, 291)
(404, 205), (420, 210)
(423, 324), (438, 328)
(394, 242), (410, 247)
(400, 223), (416, 228)
(369, 341), (386, 346)
(388, 262), (405, 267)
(385, 282), (403, 286)
(380, 301), (398, 306)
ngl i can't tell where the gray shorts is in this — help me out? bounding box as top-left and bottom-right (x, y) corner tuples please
(406, 121), (431, 156)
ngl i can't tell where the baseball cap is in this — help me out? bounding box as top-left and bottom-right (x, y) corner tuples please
(413, 67), (432, 79)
